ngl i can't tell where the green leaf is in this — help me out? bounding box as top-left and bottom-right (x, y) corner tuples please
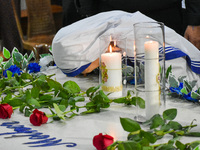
(21, 58), (28, 70)
(191, 91), (200, 100)
(50, 97), (62, 102)
(175, 141), (186, 150)
(24, 53), (28, 60)
(189, 141), (200, 150)
(184, 132), (200, 137)
(158, 144), (176, 150)
(118, 141), (141, 150)
(165, 65), (172, 79)
(6, 70), (13, 79)
(169, 74), (179, 88)
(53, 103), (65, 120)
(86, 84), (101, 97)
(3, 47), (11, 59)
(31, 87), (40, 99)
(113, 97), (126, 103)
(197, 87), (200, 94)
(140, 130), (157, 143)
(21, 72), (33, 80)
(181, 87), (188, 95)
(25, 108), (31, 117)
(163, 108), (177, 120)
(86, 101), (95, 108)
(120, 117), (141, 132)
(167, 121), (182, 130)
(193, 144), (200, 150)
(60, 99), (69, 108)
(150, 114), (164, 129)
(68, 97), (75, 106)
(35, 75), (50, 91)
(63, 80), (81, 94)
(13, 51), (23, 62)
(47, 78), (62, 94)
(12, 51), (20, 67)
(53, 116), (61, 121)
(184, 80), (192, 93)
(0, 57), (3, 64)
(12, 47), (19, 53)
(39, 94), (53, 101)
(74, 96), (85, 102)
(160, 124), (171, 132)
(19, 104), (26, 113)
(25, 90), (32, 102)
(8, 98), (23, 107)
(4, 58), (12, 70)
(99, 90), (110, 102)
(58, 105), (66, 112)
(27, 51), (35, 62)
(28, 98), (41, 108)
(135, 96), (145, 108)
(2, 93), (12, 103)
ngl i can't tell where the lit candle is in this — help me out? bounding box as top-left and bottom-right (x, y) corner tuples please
(144, 40), (160, 119)
(101, 45), (122, 98)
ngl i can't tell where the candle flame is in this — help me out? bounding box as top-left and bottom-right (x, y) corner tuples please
(114, 40), (116, 47)
(110, 35), (112, 41)
(109, 45), (112, 53)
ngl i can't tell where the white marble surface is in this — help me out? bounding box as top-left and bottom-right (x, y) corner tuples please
(0, 68), (200, 150)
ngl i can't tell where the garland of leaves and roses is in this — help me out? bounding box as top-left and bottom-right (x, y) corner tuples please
(0, 47), (144, 121)
(0, 47), (200, 149)
(94, 108), (200, 150)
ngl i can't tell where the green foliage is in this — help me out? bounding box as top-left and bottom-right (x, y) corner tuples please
(120, 117), (141, 132)
(3, 47), (11, 59)
(108, 108), (200, 149)
(0, 47), (35, 78)
(168, 73), (200, 102)
(113, 90), (145, 108)
(168, 74), (179, 88)
(165, 65), (172, 79)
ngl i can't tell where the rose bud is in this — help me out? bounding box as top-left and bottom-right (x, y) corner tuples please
(0, 104), (13, 119)
(30, 109), (48, 126)
(93, 133), (114, 150)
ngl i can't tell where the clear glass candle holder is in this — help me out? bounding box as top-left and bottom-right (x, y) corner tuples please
(133, 22), (166, 121)
(99, 34), (127, 99)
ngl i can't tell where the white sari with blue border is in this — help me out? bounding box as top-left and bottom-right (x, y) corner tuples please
(52, 11), (200, 87)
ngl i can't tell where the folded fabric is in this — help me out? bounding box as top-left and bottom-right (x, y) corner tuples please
(52, 11), (200, 84)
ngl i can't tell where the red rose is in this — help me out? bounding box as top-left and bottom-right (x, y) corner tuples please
(0, 104), (13, 119)
(30, 109), (48, 126)
(93, 133), (114, 150)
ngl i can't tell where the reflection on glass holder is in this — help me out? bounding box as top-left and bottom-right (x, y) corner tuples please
(99, 34), (127, 99)
(134, 22), (166, 121)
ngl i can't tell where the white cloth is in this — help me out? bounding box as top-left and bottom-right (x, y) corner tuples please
(52, 11), (200, 86)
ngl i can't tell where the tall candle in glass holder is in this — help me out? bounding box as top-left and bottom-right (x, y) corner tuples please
(101, 46), (122, 98)
(144, 41), (160, 119)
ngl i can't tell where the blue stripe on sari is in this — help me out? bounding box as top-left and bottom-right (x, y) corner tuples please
(165, 46), (200, 74)
(60, 63), (91, 77)
(127, 46), (200, 74)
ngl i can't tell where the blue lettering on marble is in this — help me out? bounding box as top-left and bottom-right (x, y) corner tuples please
(0, 121), (77, 148)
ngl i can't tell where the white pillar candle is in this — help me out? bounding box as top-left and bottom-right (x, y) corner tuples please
(101, 46), (122, 98)
(144, 41), (160, 119)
